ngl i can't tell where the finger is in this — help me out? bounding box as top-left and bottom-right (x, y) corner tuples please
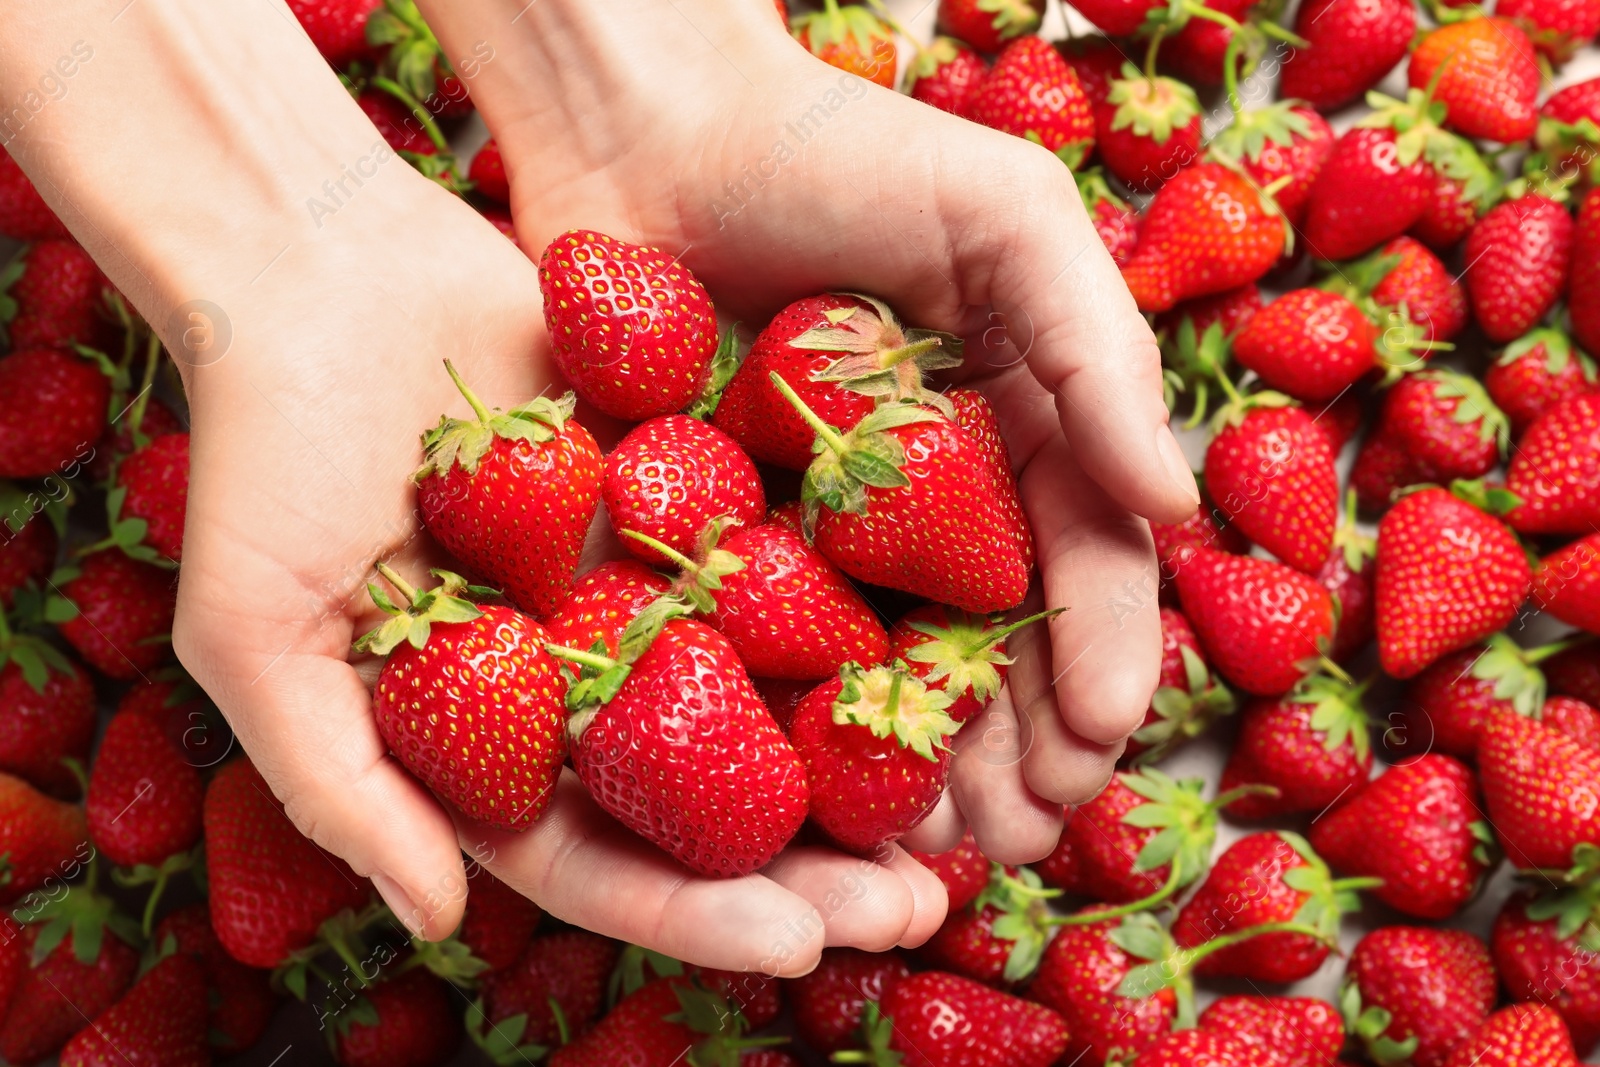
(761, 845), (921, 953)
(899, 791), (966, 856)
(879, 845), (949, 949)
(946, 689), (1066, 866)
(458, 772), (828, 976)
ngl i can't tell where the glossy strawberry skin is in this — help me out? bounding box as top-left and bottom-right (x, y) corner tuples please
(969, 37), (1096, 158)
(936, 0), (1043, 54)
(1093, 195), (1143, 266)
(332, 967), (460, 1067)
(285, 0), (379, 66)
(1492, 891), (1600, 1056)
(0, 511), (54, 609)
(545, 560), (672, 657)
(1280, 0), (1416, 110)
(1347, 926), (1497, 1067)
(1059, 774), (1170, 902)
(881, 971), (1069, 1067)
(1412, 168), (1485, 250)
(1574, 191), (1600, 357)
(1206, 405), (1338, 572)
(1198, 995), (1347, 1067)
(86, 709), (203, 868)
(908, 38), (989, 119)
(5, 240), (109, 350)
(482, 932), (618, 1049)
(1486, 331), (1597, 436)
(1370, 236), (1468, 342)
(1030, 911), (1177, 1065)
(57, 550), (177, 681)
(0, 348), (109, 480)
(1506, 392), (1600, 537)
(1534, 531), (1600, 632)
(1480, 710), (1600, 870)
(88, 396), (184, 483)
(1231, 289), (1376, 403)
(1382, 372), (1503, 482)
(1303, 128), (1433, 261)
(0, 152), (70, 241)
(788, 948), (912, 1054)
(154, 903), (278, 1057)
(1238, 108), (1335, 228)
(0, 773), (89, 906)
(1409, 18), (1540, 143)
(1504, 0), (1600, 55)
(0, 657), (93, 799)
(1465, 195), (1575, 344)
(59, 952), (209, 1067)
(1219, 696), (1371, 818)
(1397, 647), (1523, 759)
(1318, 538), (1376, 663)
(949, 388), (1034, 571)
(1151, 492), (1250, 604)
(116, 431), (189, 561)
(547, 978), (696, 1067)
(910, 831), (991, 912)
(1096, 80), (1203, 193)
(1133, 1029), (1255, 1066)
(571, 618), (808, 877)
(1443, 1003), (1582, 1067)
(468, 139), (509, 204)
(0, 928), (138, 1065)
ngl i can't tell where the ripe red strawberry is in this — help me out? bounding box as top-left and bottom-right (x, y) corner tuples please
(1230, 289), (1380, 403)
(1121, 162), (1287, 313)
(115, 431), (189, 561)
(1198, 995), (1347, 1067)
(791, 662), (959, 853)
(1318, 505), (1377, 662)
(1124, 606), (1236, 761)
(1344, 926), (1497, 1067)
(1353, 235), (1469, 342)
(88, 395), (185, 483)
(0, 924), (139, 1064)
(1219, 676), (1373, 818)
(1493, 891), (1600, 1055)
(0, 240), (108, 350)
(1311, 754), (1491, 919)
(1443, 1004), (1582, 1067)
(1506, 392), (1600, 536)
(1539, 79), (1600, 182)
(1382, 370), (1508, 483)
(549, 978), (753, 1067)
(1069, 0), (1162, 37)
(0, 348), (109, 479)
(1081, 167), (1143, 266)
(456, 869), (542, 974)
(0, 772), (89, 905)
(0, 501), (55, 609)
(1544, 694), (1600, 747)
(905, 37), (988, 118)
(1210, 103), (1335, 228)
(332, 967), (460, 1067)
(1534, 532), (1600, 632)
(1350, 427), (1419, 512)
(1487, 329), (1596, 436)
(1132, 1029), (1254, 1066)
(468, 138), (509, 204)
(948, 387), (1033, 570)
(920, 864), (1058, 985)
(556, 609), (808, 877)
(538, 230), (718, 420)
(153, 903), (277, 1057)
(1574, 190), (1600, 356)
(1302, 127), (1433, 261)
(847, 971), (1069, 1067)
(86, 708), (202, 870)
(1205, 396), (1337, 572)
(414, 366), (601, 617)
(789, 948), (911, 1054)
(910, 831), (990, 912)
(1396, 636), (1573, 758)
(792, 0), (898, 88)
(59, 952), (208, 1067)
(1059, 36), (1125, 107)
(888, 604), (1050, 724)
(545, 560), (671, 657)
(1029, 910), (1177, 1064)
(1156, 283), (1264, 353)
(0, 152), (69, 241)
(204, 757), (370, 967)
(1163, 0), (1259, 87)
(970, 36), (1095, 161)
(1480, 710), (1600, 869)
(1410, 19), (1540, 143)
(56, 550), (175, 680)
(1178, 832), (1362, 980)
(1502, 0), (1600, 57)
(354, 89), (436, 156)
(478, 932), (618, 1051)
(1376, 486), (1532, 680)
(1279, 0), (1415, 110)
(1465, 195), (1575, 344)
(1150, 490), (1249, 601)
(0, 648), (93, 799)
(1171, 548), (1335, 696)
(936, 0), (1043, 53)
(1412, 163), (1494, 249)
(1097, 65), (1202, 192)
(286, 0), (379, 66)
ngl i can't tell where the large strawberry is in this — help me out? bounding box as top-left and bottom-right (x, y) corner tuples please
(1486, 328), (1597, 436)
(0, 640), (93, 799)
(86, 708), (203, 882)
(905, 37), (988, 119)
(1124, 606), (1236, 762)
(1465, 194), (1575, 344)
(154, 903), (278, 1057)
(1198, 995), (1347, 1067)
(1028, 910), (1177, 1065)
(1574, 190), (1600, 356)
(1505, 392), (1600, 536)
(790, 948), (911, 1053)
(204, 757), (371, 967)
(0, 348), (109, 479)
(545, 559), (671, 657)
(792, 0), (899, 88)
(58, 952), (209, 1067)
(1503, 0), (1600, 58)
(0, 922), (139, 1064)
(1375, 485), (1531, 680)
(1344, 926), (1497, 1067)
(333, 966), (461, 1067)
(1209, 103), (1335, 228)
(948, 388), (1034, 570)
(1132, 1029), (1254, 1066)
(1396, 635), (1574, 758)
(0, 772), (89, 905)
(1409, 18), (1541, 144)
(887, 604), (1056, 724)
(0, 239), (109, 350)
(552, 604), (808, 877)
(414, 364), (601, 617)
(1350, 235), (1469, 342)
(841, 970), (1069, 1067)
(910, 831), (990, 911)
(1229, 288), (1386, 403)
(936, 0), (1043, 53)
(1097, 62), (1202, 192)
(1492, 889), (1600, 1055)
(1121, 162), (1287, 313)
(1219, 674), (1372, 818)
(356, 566), (566, 831)
(0, 152), (70, 240)
(1443, 1004), (1582, 1067)
(476, 932), (618, 1054)
(1171, 547), (1335, 696)
(969, 36), (1096, 161)
(114, 431), (189, 561)
(1302, 115), (1450, 261)
(1480, 710), (1600, 869)
(1278, 0), (1415, 110)
(287, 0), (379, 66)
(1382, 370), (1508, 483)
(791, 662), (959, 853)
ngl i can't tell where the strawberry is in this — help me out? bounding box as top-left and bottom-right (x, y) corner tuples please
(1028, 910), (1177, 1065)
(1574, 190), (1600, 356)
(1535, 532), (1600, 632)
(1319, 502), (1377, 662)
(1465, 194), (1575, 344)
(1411, 157), (1499, 250)
(0, 496), (55, 609)
(58, 952), (208, 1067)
(1302, 127), (1433, 261)
(1545, 694), (1600, 747)
(554, 605), (808, 877)
(1059, 36), (1126, 107)
(153, 903), (278, 1057)
(1097, 64), (1202, 192)
(1209, 103), (1335, 228)
(909, 831), (990, 912)
(332, 967), (460, 1067)
(1343, 926), (1497, 1067)
(1494, 887), (1600, 1054)
(839, 971), (1069, 1067)
(355, 88), (438, 156)
(546, 560), (672, 657)
(1382, 369), (1508, 483)
(549, 978), (757, 1067)
(1230, 289), (1384, 403)
(1124, 606), (1236, 762)
(1539, 79), (1600, 182)
(1177, 831), (1363, 985)
(1156, 283), (1264, 350)
(788, 948), (911, 1054)
(1350, 423), (1425, 513)
(0, 772), (89, 905)
(947, 387), (1033, 570)
(1132, 1029), (1254, 1066)
(1081, 167), (1143, 266)
(936, 0), (1043, 53)
(0, 644), (93, 799)
(1198, 995), (1346, 1067)
(920, 864), (1059, 985)
(114, 431), (189, 561)
(204, 757), (370, 967)
(1150, 489), (1249, 601)
(88, 395), (185, 483)
(1506, 392), (1600, 536)
(1397, 636), (1574, 758)
(468, 138), (509, 204)
(751, 674), (810, 733)
(713, 294), (955, 471)
(792, 0), (898, 88)
(1443, 1004), (1582, 1067)
(0, 240), (109, 351)
(287, 0), (379, 66)
(85, 708), (203, 871)
(414, 365), (601, 618)
(969, 36), (1096, 162)
(0, 924), (139, 1064)
(1351, 235), (1469, 342)
(538, 230), (719, 420)
(477, 932), (618, 1054)
(1376, 485), (1532, 680)
(455, 869), (541, 974)
(1490, 330), (1597, 438)
(0, 348), (109, 479)
(1219, 675), (1373, 818)
(1501, 0), (1600, 58)
(1549, 643), (1600, 706)
(905, 37), (988, 119)
(1159, 0), (1256, 88)
(365, 0), (473, 119)
(1279, 0), (1415, 111)
(0, 152), (69, 241)
(791, 662), (959, 853)
(887, 604), (1053, 724)
(55, 549), (174, 680)
(1120, 162), (1287, 313)
(1069, 0), (1162, 38)
(1204, 394), (1337, 572)
(1171, 548), (1335, 696)
(1480, 710), (1600, 869)
(1311, 754), (1492, 919)
(1409, 18), (1540, 144)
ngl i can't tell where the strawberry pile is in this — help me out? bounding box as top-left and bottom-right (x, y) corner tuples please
(0, 0), (1598, 1063)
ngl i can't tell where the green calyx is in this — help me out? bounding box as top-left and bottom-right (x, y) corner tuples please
(1342, 982), (1421, 1065)
(832, 661), (959, 762)
(793, 0), (892, 56)
(675, 981), (789, 1067)
(1522, 843), (1600, 951)
(1209, 99), (1316, 167)
(619, 520), (746, 616)
(0, 602), (76, 695)
(1360, 86), (1502, 212)
(366, 0), (453, 103)
(1106, 63), (1200, 146)
(973, 863), (1063, 983)
(684, 325), (744, 421)
(1161, 318), (1239, 430)
(1371, 301), (1454, 381)
(352, 563), (492, 656)
(1420, 369), (1511, 455)
(1291, 672), (1374, 762)
(0, 248), (25, 337)
(79, 484), (174, 568)
(1119, 767), (1259, 893)
(1133, 644), (1237, 764)
(1279, 831), (1383, 942)
(832, 1001), (904, 1066)
(1333, 489), (1376, 575)
(112, 844), (202, 938)
(798, 293), (963, 417)
(23, 867), (143, 969)
(1319, 248), (1404, 302)
(406, 930), (491, 985)
(1075, 165), (1131, 214)
(1470, 632), (1562, 718)
(901, 607), (1064, 707)
(975, 0), (1043, 39)
(415, 360), (576, 481)
(1499, 327), (1596, 383)
(548, 596), (694, 740)
(1206, 379), (1295, 435)
(1447, 477), (1524, 517)
(465, 996), (550, 1065)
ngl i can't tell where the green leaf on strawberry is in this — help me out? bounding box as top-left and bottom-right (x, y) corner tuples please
(415, 360), (577, 479)
(353, 564), (491, 656)
(832, 662), (958, 762)
(1341, 981), (1421, 1064)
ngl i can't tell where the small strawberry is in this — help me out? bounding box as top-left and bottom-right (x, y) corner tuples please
(474, 931), (617, 1056)
(549, 978), (760, 1067)
(0, 240), (109, 351)
(1159, 0), (1258, 88)
(332, 966), (461, 1067)
(1342, 926), (1497, 1067)
(1132, 1029), (1254, 1066)
(1124, 606), (1236, 762)
(204, 757), (371, 967)
(936, 0), (1043, 54)
(0, 772), (89, 905)
(1409, 18), (1541, 144)
(288, 0), (380, 66)
(468, 138), (509, 204)
(1059, 36), (1126, 107)
(0, 152), (69, 241)
(1097, 63), (1202, 192)
(1443, 1004), (1582, 1067)
(1506, 392), (1600, 536)
(792, 0), (899, 88)
(85, 708), (203, 878)
(1198, 995), (1347, 1067)
(0, 922), (139, 1065)
(1209, 103), (1336, 228)
(791, 662), (959, 853)
(904, 37), (988, 119)
(0, 348), (110, 480)
(0, 493), (56, 609)
(88, 394), (185, 483)
(1465, 194), (1575, 344)
(969, 36), (1096, 161)
(1302, 127), (1433, 261)
(114, 431), (189, 561)
(1230, 289), (1385, 404)
(1545, 694), (1600, 748)
(552, 605), (808, 877)
(1487, 328), (1597, 436)
(1350, 424), (1424, 512)
(910, 831), (990, 912)
(414, 364), (601, 617)
(1069, 0), (1162, 37)
(1347, 235), (1469, 342)
(545, 560), (672, 657)
(788, 948), (911, 1054)
(1574, 190), (1600, 355)
(1278, 0), (1415, 111)
(947, 387), (1034, 570)
(1219, 674), (1373, 818)
(1079, 166), (1143, 266)
(1318, 500), (1377, 662)
(1376, 485), (1532, 680)
(1493, 887), (1600, 1055)
(153, 903), (278, 1057)
(1030, 911), (1178, 1064)
(1171, 547), (1335, 696)
(56, 549), (179, 681)
(1412, 158), (1499, 249)
(837, 971), (1069, 1067)
(455, 869), (542, 975)
(1381, 370), (1508, 483)
(59, 952), (209, 1067)
(920, 863), (1060, 985)
(0, 639), (93, 799)
(887, 604), (1055, 724)
(1480, 710), (1600, 869)
(356, 88), (437, 155)
(1121, 162), (1288, 313)
(1396, 635), (1574, 758)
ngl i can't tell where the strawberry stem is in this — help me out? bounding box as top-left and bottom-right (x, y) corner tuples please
(768, 372), (849, 455)
(374, 561), (419, 605)
(1051, 863), (1187, 926)
(960, 607), (1066, 658)
(618, 529), (700, 576)
(1143, 27), (1166, 89)
(544, 644), (619, 673)
(1528, 633), (1595, 664)
(442, 359), (494, 425)
(1178, 920), (1331, 970)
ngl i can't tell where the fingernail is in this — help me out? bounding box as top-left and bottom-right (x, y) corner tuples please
(1157, 428), (1200, 508)
(371, 872), (424, 936)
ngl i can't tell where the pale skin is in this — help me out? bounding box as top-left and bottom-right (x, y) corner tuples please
(1, 0), (1197, 975)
